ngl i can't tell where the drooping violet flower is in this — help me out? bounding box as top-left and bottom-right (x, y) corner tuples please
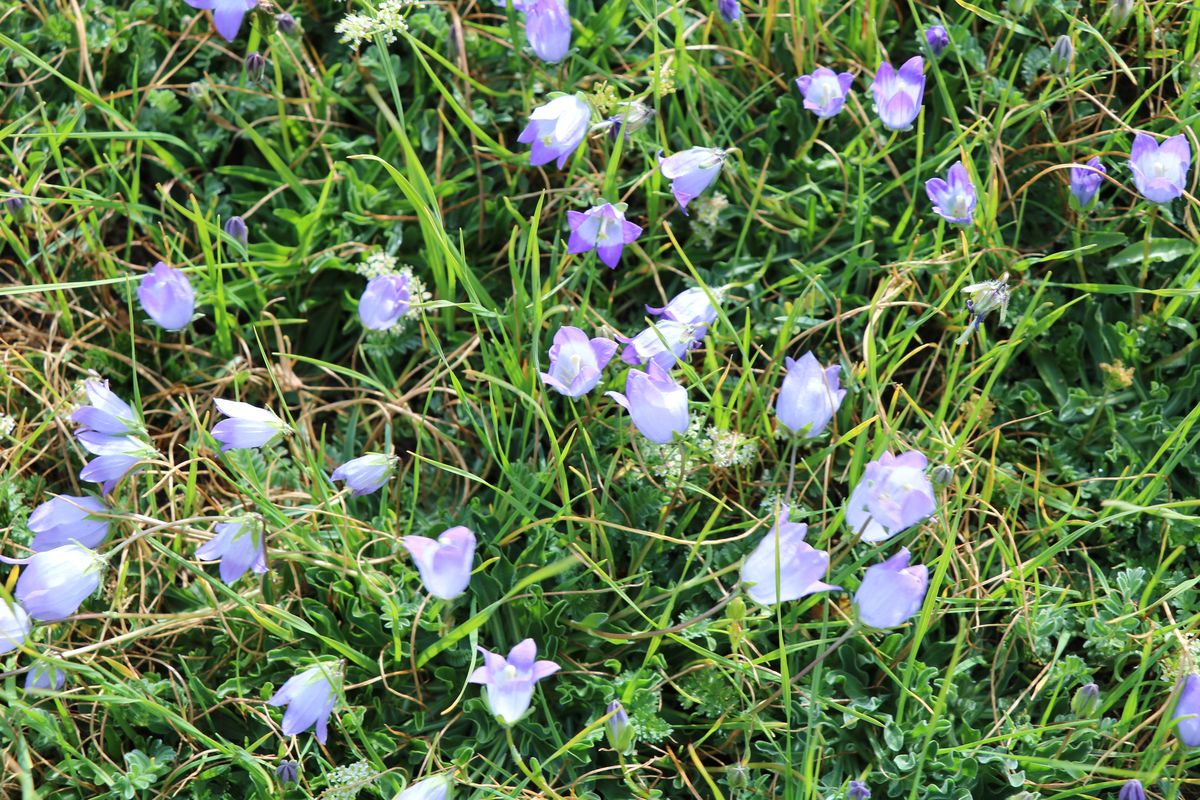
(775, 352), (847, 438)
(1173, 673), (1200, 747)
(9, 544), (105, 622)
(1118, 780), (1145, 800)
(924, 25), (949, 56)
(567, 203), (642, 269)
(401, 526), (476, 600)
(607, 361), (689, 444)
(619, 320), (706, 370)
(518, 94), (592, 169)
(646, 286), (722, 327)
(0, 600), (31, 655)
(794, 68), (854, 119)
(1129, 132), (1191, 204)
(468, 639), (560, 726)
(331, 453), (398, 496)
(853, 547), (929, 629)
(925, 161), (977, 225)
(520, 0), (571, 63)
(70, 380), (142, 436)
(268, 664), (341, 744)
(606, 700), (635, 753)
(137, 262), (196, 332)
(359, 272), (412, 331)
(717, 0), (740, 22)
(844, 450), (936, 543)
(848, 780), (872, 800)
(275, 760), (300, 785)
(658, 147), (727, 214)
(27, 495), (110, 551)
(76, 432), (157, 494)
(870, 56), (925, 131)
(25, 662), (67, 692)
(539, 326), (618, 398)
(210, 398), (291, 451)
(1070, 157), (1106, 207)
(396, 774), (453, 800)
(196, 517), (268, 584)
(184, 0), (258, 41)
(740, 505), (837, 606)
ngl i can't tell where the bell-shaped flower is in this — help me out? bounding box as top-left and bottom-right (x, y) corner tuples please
(0, 599), (31, 655)
(359, 272), (412, 331)
(925, 25), (949, 55)
(870, 56), (925, 131)
(468, 639), (560, 726)
(76, 432), (157, 494)
(607, 362), (689, 444)
(740, 506), (837, 605)
(211, 398), (291, 451)
(844, 450), (936, 543)
(28, 495), (111, 551)
(25, 661), (67, 692)
(137, 261), (196, 332)
(522, 0), (571, 63)
(539, 326), (618, 398)
(925, 161), (977, 225)
(1118, 781), (1145, 800)
(853, 548), (929, 629)
(518, 94), (591, 169)
(1173, 673), (1200, 747)
(717, 0), (740, 22)
(396, 774), (453, 800)
(1129, 132), (1191, 204)
(658, 147), (726, 214)
(646, 286), (722, 327)
(794, 67), (854, 119)
(567, 203), (642, 269)
(184, 0), (258, 41)
(1070, 157), (1106, 207)
(775, 352), (847, 438)
(402, 526), (476, 600)
(619, 319), (706, 370)
(196, 517), (268, 584)
(70, 380), (141, 435)
(605, 700), (635, 753)
(331, 453), (398, 496)
(10, 544), (105, 622)
(848, 781), (872, 800)
(268, 663), (341, 744)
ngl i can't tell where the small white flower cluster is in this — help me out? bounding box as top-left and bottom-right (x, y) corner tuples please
(1159, 634), (1200, 682)
(356, 251), (399, 279)
(323, 760), (379, 800)
(0, 413), (15, 436)
(334, 0), (414, 49)
(702, 426), (756, 468)
(692, 192), (730, 246)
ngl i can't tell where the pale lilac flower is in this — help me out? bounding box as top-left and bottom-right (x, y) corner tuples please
(519, 94), (591, 169)
(396, 774), (453, 800)
(76, 432), (156, 493)
(10, 544), (105, 622)
(27, 495), (110, 551)
(184, 0), (258, 41)
(870, 56), (925, 131)
(401, 526), (476, 600)
(619, 320), (706, 369)
(1129, 132), (1191, 204)
(211, 398), (290, 451)
(567, 203), (642, 269)
(853, 547), (929, 629)
(740, 505), (837, 606)
(520, 0), (571, 63)
(1174, 673), (1200, 747)
(359, 273), (412, 331)
(925, 161), (977, 225)
(606, 700), (634, 753)
(268, 664), (340, 744)
(794, 68), (854, 119)
(844, 450), (936, 543)
(25, 662), (67, 692)
(539, 326), (618, 398)
(646, 286), (721, 327)
(924, 25), (949, 55)
(70, 380), (141, 435)
(196, 518), (268, 584)
(717, 0), (739, 22)
(1118, 780), (1145, 800)
(658, 147), (726, 214)
(606, 361), (689, 444)
(1070, 157), (1106, 207)
(775, 352), (847, 437)
(468, 639), (560, 726)
(137, 261), (196, 332)
(331, 453), (398, 496)
(848, 780), (871, 800)
(0, 600), (31, 655)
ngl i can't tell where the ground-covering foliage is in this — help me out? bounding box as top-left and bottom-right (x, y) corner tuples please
(2, 0), (1200, 797)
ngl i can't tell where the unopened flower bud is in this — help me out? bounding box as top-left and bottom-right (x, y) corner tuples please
(1118, 780), (1146, 800)
(1109, 0), (1134, 30)
(605, 700), (635, 754)
(931, 464), (954, 486)
(224, 215), (248, 247)
(245, 51), (267, 83)
(1049, 36), (1073, 75)
(275, 12), (298, 34)
(1071, 682), (1101, 717)
(275, 759), (299, 784)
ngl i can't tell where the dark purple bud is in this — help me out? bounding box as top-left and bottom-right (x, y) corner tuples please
(245, 51), (268, 83)
(717, 0), (740, 22)
(275, 12), (297, 34)
(848, 781), (871, 800)
(5, 195), (26, 215)
(1118, 780), (1145, 800)
(224, 215), (248, 247)
(924, 25), (950, 56)
(275, 759), (299, 784)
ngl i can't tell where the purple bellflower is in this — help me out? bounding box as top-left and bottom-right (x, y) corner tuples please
(775, 352), (847, 438)
(196, 517), (268, 584)
(607, 361), (689, 444)
(740, 505), (837, 606)
(359, 272), (413, 331)
(331, 453), (398, 496)
(71, 380), (142, 436)
(1118, 781), (1145, 800)
(539, 326), (618, 398)
(1174, 673), (1200, 746)
(567, 203), (643, 269)
(853, 547), (929, 629)
(211, 398), (290, 451)
(795, 68), (854, 119)
(184, 0), (258, 41)
(1129, 132), (1191, 204)
(0, 600), (31, 655)
(268, 664), (340, 744)
(468, 639), (560, 726)
(25, 662), (67, 692)
(1070, 157), (1106, 207)
(848, 780), (872, 800)
(925, 161), (977, 225)
(717, 0), (740, 22)
(396, 775), (453, 800)
(76, 431), (156, 494)
(137, 261), (196, 332)
(519, 94), (592, 169)
(870, 56), (925, 131)
(402, 526), (476, 600)
(619, 319), (706, 370)
(925, 25), (949, 56)
(28, 495), (110, 552)
(647, 286), (722, 327)
(606, 700), (635, 753)
(845, 450), (937, 543)
(10, 544), (105, 622)
(659, 147), (727, 214)
(519, 0), (571, 63)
